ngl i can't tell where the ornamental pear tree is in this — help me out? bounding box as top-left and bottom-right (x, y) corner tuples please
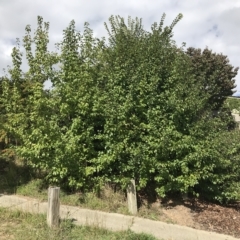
(1, 15), (240, 202)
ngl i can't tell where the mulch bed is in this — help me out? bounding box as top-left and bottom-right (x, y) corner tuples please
(187, 199), (240, 238)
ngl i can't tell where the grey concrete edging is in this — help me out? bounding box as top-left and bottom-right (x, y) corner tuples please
(0, 194), (238, 240)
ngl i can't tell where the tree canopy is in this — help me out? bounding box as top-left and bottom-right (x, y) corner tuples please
(1, 14), (240, 202)
(186, 47), (238, 110)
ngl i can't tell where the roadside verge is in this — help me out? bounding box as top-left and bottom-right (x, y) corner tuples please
(0, 194), (238, 240)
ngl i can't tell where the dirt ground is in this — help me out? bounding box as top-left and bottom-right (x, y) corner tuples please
(157, 198), (240, 238)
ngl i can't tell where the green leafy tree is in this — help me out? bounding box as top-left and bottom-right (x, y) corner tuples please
(1, 14), (240, 203)
(186, 47), (239, 110)
(13, 18), (105, 190)
(0, 38), (25, 162)
(44, 20), (104, 189)
(2, 16), (59, 172)
(97, 15), (240, 201)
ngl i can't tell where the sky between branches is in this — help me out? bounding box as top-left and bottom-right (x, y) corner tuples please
(0, 0), (239, 91)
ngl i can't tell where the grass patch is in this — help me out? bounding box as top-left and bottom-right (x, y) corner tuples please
(15, 179), (129, 214)
(0, 207), (158, 240)
(16, 179), (48, 201)
(15, 179), (168, 221)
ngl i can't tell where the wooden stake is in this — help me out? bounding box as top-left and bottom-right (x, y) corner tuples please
(127, 179), (137, 215)
(47, 186), (60, 228)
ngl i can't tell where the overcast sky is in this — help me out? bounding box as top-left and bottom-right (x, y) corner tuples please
(1, 0), (240, 91)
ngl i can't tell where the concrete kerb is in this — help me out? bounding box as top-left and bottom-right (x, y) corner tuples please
(0, 194), (238, 240)
(60, 205), (134, 231)
(131, 217), (238, 240)
(0, 194), (48, 214)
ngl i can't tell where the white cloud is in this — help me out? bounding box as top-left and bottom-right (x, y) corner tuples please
(0, 0), (239, 90)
